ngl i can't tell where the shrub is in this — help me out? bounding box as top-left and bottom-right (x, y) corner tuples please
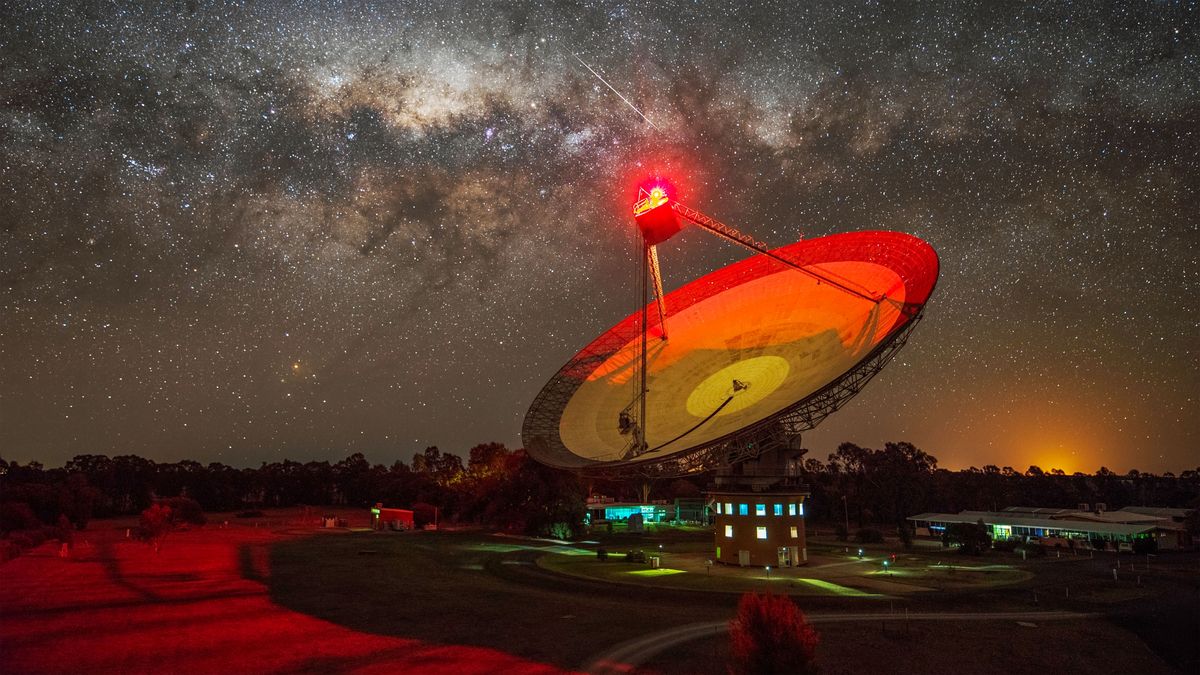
(547, 521), (573, 540)
(159, 497), (206, 526)
(8, 531), (35, 550)
(855, 527), (884, 544)
(138, 503), (174, 552)
(991, 538), (1018, 552)
(0, 539), (20, 562)
(729, 593), (819, 675)
(412, 502), (437, 528)
(943, 521), (991, 555)
(1131, 537), (1158, 555)
(0, 502), (41, 534)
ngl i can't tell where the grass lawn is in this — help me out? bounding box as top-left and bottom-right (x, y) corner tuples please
(267, 531), (735, 669)
(5, 517), (1193, 673)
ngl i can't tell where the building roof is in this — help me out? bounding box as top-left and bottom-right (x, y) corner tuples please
(1118, 506), (1193, 520)
(907, 511), (1162, 537)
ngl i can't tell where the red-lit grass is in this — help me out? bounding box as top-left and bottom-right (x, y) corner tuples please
(0, 524), (565, 674)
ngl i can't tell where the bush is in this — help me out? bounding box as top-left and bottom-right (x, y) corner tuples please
(1014, 543), (1045, 558)
(159, 497), (206, 526)
(8, 531), (35, 550)
(729, 593), (819, 675)
(0, 539), (20, 562)
(991, 538), (1018, 552)
(1131, 537), (1158, 555)
(412, 502), (437, 528)
(625, 550), (646, 563)
(943, 521), (991, 556)
(0, 502), (41, 534)
(897, 522), (914, 549)
(855, 527), (884, 544)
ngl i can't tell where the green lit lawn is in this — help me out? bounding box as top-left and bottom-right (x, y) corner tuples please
(537, 552), (886, 597)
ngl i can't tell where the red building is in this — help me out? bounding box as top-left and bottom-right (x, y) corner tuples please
(371, 503), (414, 531)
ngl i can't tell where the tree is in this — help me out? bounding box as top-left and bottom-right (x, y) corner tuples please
(138, 503), (173, 553)
(943, 520), (991, 555)
(897, 521), (914, 549)
(728, 593), (819, 675)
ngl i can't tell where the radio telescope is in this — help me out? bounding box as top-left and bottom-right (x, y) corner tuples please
(523, 184), (938, 477)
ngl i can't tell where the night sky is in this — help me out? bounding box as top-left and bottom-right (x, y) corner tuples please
(2, 1), (1196, 474)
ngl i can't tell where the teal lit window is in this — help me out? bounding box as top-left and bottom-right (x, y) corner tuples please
(788, 503), (797, 516)
(799, 502), (804, 516)
(773, 504), (783, 516)
(715, 503), (722, 514)
(755, 504), (766, 516)
(739, 504), (748, 516)
(756, 526), (767, 539)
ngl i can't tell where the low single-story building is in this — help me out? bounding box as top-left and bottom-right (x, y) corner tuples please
(584, 496), (709, 525)
(370, 503), (414, 531)
(908, 505), (1194, 551)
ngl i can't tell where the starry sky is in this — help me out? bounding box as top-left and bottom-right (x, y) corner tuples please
(1, 1), (1196, 473)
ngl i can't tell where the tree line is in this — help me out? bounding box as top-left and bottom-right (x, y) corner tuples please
(798, 441), (1200, 532)
(2, 440), (1198, 544)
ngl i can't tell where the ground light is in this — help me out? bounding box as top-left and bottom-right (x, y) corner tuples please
(765, 565), (771, 579)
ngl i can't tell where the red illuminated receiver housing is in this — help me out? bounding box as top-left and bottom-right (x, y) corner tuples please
(633, 187), (684, 245)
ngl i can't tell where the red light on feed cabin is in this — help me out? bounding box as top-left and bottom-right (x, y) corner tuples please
(633, 177), (684, 245)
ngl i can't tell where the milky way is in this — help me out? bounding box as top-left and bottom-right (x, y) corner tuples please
(1, 1), (1197, 473)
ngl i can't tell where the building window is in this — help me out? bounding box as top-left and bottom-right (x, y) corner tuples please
(725, 502), (733, 515)
(799, 502), (804, 516)
(715, 502), (722, 514)
(725, 525), (733, 538)
(755, 504), (766, 516)
(739, 504), (748, 516)
(756, 526), (767, 540)
(790, 526), (798, 538)
(773, 503), (783, 516)
(788, 503), (797, 516)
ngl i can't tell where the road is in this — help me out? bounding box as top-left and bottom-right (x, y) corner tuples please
(584, 610), (1096, 674)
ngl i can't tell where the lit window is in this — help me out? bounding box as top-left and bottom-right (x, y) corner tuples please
(755, 504), (766, 516)
(725, 525), (733, 538)
(756, 526), (767, 540)
(788, 503), (797, 516)
(799, 502), (804, 516)
(773, 504), (783, 516)
(739, 504), (748, 516)
(715, 503), (722, 514)
(790, 526), (798, 538)
(725, 502), (733, 515)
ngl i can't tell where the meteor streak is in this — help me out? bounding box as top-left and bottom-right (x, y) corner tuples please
(567, 50), (659, 130)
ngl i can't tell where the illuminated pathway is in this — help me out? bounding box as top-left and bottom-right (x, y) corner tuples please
(584, 610), (1095, 675)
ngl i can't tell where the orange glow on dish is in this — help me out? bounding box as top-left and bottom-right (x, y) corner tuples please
(527, 230), (939, 466)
